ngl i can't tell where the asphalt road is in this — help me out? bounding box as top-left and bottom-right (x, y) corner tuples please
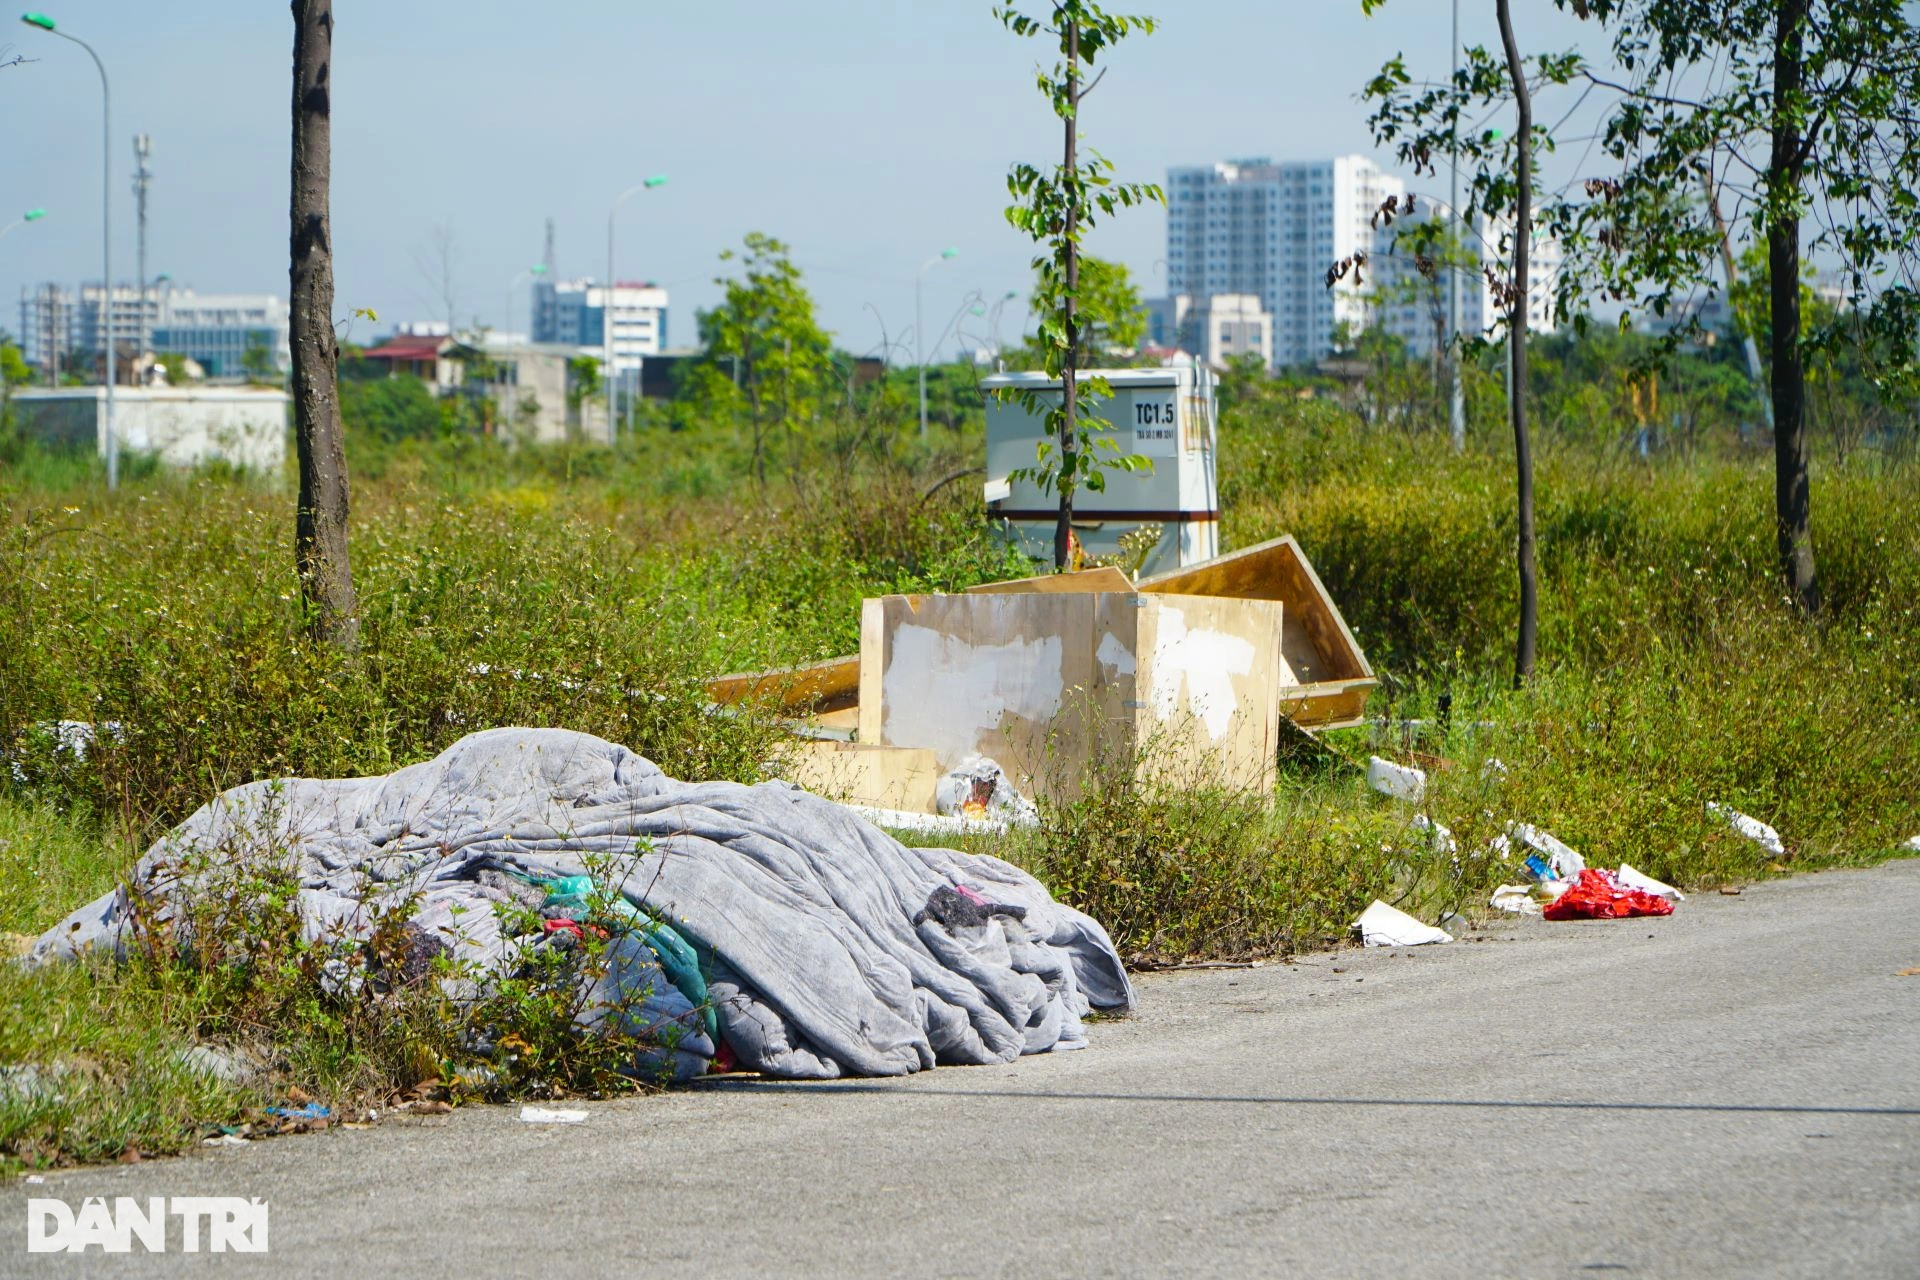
(7, 859), (1919, 1278)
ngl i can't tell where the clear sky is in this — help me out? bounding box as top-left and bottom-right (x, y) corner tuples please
(2, 1), (1593, 358)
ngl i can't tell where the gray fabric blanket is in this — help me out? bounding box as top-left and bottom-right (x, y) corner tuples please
(32, 728), (1134, 1080)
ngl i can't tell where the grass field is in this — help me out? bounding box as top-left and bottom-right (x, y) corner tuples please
(3, 384), (1916, 1168)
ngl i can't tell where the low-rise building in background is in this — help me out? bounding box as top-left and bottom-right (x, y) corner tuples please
(8, 385), (287, 472)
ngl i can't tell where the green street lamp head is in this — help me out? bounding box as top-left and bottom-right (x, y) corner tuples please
(20, 12), (55, 30)
(531, 263), (548, 275)
(23, 208), (45, 222)
(941, 247), (959, 260)
(643, 174), (667, 189)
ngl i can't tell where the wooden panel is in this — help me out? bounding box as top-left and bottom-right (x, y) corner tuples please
(1138, 534), (1375, 687)
(1277, 678), (1376, 731)
(863, 592), (1099, 792)
(1128, 594), (1284, 795)
(706, 653), (861, 714)
(780, 741), (941, 813)
(857, 598), (887, 748)
(964, 565), (1133, 595)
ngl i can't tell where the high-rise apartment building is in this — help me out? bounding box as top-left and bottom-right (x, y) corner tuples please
(1165, 155), (1405, 367)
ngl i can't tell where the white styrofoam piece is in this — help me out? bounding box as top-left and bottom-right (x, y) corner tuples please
(1367, 756), (1428, 804)
(1616, 862), (1684, 901)
(1355, 899), (1453, 947)
(1707, 802), (1785, 856)
(1489, 884), (1541, 915)
(1411, 814), (1457, 854)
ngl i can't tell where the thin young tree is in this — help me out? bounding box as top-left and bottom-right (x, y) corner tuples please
(1360, 0), (1544, 683)
(1496, 0), (1537, 682)
(996, 2), (1162, 569)
(289, 0), (358, 648)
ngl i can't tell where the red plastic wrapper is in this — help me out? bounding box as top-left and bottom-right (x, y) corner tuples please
(1542, 868), (1676, 921)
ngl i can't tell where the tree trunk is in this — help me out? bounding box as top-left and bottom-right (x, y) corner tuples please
(290, 0), (359, 649)
(1768, 0), (1820, 615)
(1054, 16), (1080, 571)
(1496, 0), (1537, 685)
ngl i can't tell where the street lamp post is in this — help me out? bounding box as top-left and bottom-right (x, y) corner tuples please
(0, 207), (45, 240)
(916, 247), (958, 440)
(987, 289), (1020, 358)
(606, 175), (666, 443)
(21, 13), (117, 489)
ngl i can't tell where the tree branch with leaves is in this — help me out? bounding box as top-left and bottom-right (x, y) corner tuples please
(1365, 0), (1920, 618)
(1359, 0), (1547, 683)
(995, 2), (1164, 569)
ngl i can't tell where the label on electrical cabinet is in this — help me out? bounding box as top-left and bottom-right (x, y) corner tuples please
(1130, 393), (1179, 457)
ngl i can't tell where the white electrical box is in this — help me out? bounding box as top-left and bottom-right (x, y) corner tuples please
(982, 364), (1219, 577)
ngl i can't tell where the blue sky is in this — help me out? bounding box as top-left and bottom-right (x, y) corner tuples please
(2, 1), (1593, 357)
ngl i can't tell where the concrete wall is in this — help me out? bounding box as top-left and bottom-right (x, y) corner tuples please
(495, 351), (571, 445)
(9, 387), (288, 474)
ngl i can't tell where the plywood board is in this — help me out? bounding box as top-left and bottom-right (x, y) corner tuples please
(706, 653), (861, 714)
(859, 591), (1283, 801)
(1138, 534), (1376, 729)
(1276, 678), (1374, 732)
(860, 592), (1100, 792)
(965, 565), (1133, 595)
(1112, 593), (1285, 794)
(1139, 535), (1370, 680)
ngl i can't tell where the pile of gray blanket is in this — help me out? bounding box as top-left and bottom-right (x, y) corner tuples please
(32, 728), (1133, 1081)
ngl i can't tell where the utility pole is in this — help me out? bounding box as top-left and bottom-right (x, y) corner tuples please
(133, 133), (152, 369)
(1704, 173), (1773, 430)
(1447, 0), (1465, 452)
(543, 216), (556, 274)
(20, 13), (117, 487)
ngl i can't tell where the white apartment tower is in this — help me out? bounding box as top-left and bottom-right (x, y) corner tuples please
(1166, 155), (1405, 367)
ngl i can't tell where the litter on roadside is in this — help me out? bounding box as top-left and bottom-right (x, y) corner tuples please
(1616, 863), (1683, 902)
(519, 1106), (589, 1124)
(202, 1134), (249, 1147)
(265, 1103), (330, 1121)
(1708, 803), (1785, 856)
(1903, 836), (1920, 852)
(935, 754), (1039, 825)
(1354, 900), (1453, 947)
(1410, 814), (1456, 854)
(1542, 869), (1676, 921)
(1367, 756), (1427, 804)
(1489, 884), (1541, 915)
(1509, 823), (1586, 880)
